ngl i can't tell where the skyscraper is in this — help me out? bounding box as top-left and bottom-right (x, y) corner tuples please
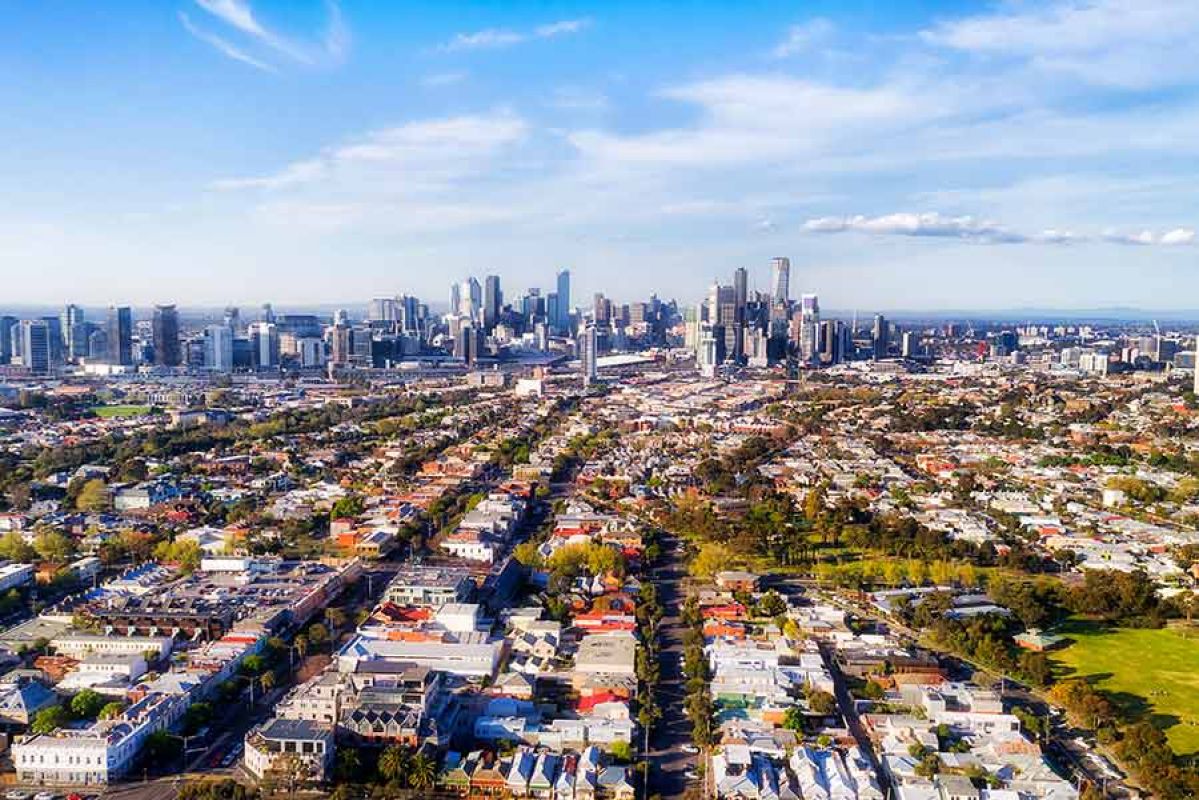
(106, 306), (132, 366)
(249, 321), (280, 369)
(203, 324), (233, 372)
(556, 268), (571, 332)
(799, 294), (820, 364)
(581, 325), (598, 387)
(16, 320), (51, 375)
(62, 304), (86, 361)
(0, 316), (15, 364)
(368, 298), (399, 323)
(152, 305), (181, 367)
(872, 314), (889, 360)
(770, 257), (790, 305)
(483, 275), (502, 330)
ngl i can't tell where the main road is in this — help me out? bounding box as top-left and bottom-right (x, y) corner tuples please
(645, 533), (699, 800)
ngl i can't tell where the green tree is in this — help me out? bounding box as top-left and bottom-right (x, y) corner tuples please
(378, 744), (410, 785)
(31, 705), (70, 733)
(70, 689), (106, 719)
(0, 532), (36, 562)
(76, 479), (111, 512)
(99, 701), (126, 720)
(34, 530), (76, 564)
(409, 752), (437, 790)
(307, 623), (329, 649)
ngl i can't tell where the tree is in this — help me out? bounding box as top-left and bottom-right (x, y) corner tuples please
(31, 704), (70, 734)
(806, 689), (837, 716)
(409, 752), (437, 790)
(610, 740), (634, 762)
(99, 701), (126, 720)
(378, 744), (411, 785)
(325, 607), (347, 635)
(70, 689), (106, 719)
(260, 670), (276, 694)
(689, 542), (741, 579)
(335, 746), (361, 783)
(307, 623), (329, 649)
(76, 479), (111, 512)
(293, 634), (309, 660)
(0, 531), (36, 562)
(34, 530), (76, 564)
(754, 590), (787, 618)
(1019, 651), (1052, 687)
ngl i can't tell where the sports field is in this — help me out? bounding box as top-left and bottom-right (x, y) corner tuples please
(1051, 618), (1199, 754)
(92, 404), (152, 418)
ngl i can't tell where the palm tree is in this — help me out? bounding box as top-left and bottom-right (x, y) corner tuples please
(378, 745), (410, 786)
(335, 747), (361, 784)
(409, 752), (437, 791)
(293, 634), (309, 661)
(260, 670), (276, 694)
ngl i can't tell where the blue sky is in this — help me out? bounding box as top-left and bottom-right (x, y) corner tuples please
(1, 0), (1197, 310)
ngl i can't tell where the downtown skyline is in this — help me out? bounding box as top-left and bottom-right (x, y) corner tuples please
(2, 0), (1198, 309)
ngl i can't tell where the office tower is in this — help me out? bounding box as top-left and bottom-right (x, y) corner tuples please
(449, 283), (461, 319)
(534, 322), (549, 352)
(87, 329), (107, 361)
(223, 306), (241, 333)
(40, 316), (63, 366)
(770, 257), (790, 305)
(248, 322), (280, 369)
(483, 275), (502, 330)
(13, 320), (50, 374)
(556, 269), (571, 332)
(698, 326), (720, 378)
(902, 331), (920, 358)
(398, 295), (422, 335)
(733, 267), (748, 316)
(298, 338), (324, 368)
(1155, 336), (1178, 364)
(458, 278), (481, 319)
(106, 306), (133, 366)
(818, 319), (841, 365)
(333, 308), (350, 327)
(593, 293), (611, 326)
(261, 303), (275, 324)
(350, 327), (373, 366)
(277, 314), (323, 339)
(455, 325), (482, 365)
(62, 305), (86, 361)
(546, 293), (559, 332)
(152, 305), (181, 367)
(202, 324), (233, 372)
(330, 324), (353, 366)
(368, 298), (399, 323)
(521, 290), (543, 324)
(798, 294), (820, 364)
(0, 316), (15, 364)
(581, 326), (598, 387)
(872, 314), (889, 359)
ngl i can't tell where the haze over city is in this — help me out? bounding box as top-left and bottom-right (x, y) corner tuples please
(2, 0), (1198, 308)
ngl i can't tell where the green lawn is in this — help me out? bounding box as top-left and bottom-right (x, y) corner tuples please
(92, 404), (152, 418)
(1051, 618), (1199, 754)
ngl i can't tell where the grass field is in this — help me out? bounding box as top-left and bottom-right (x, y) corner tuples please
(1051, 618), (1199, 754)
(92, 404), (152, 418)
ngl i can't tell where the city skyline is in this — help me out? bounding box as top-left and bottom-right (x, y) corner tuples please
(2, 0), (1198, 308)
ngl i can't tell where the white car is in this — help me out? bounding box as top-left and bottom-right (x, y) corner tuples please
(6, 791), (31, 800)
(34, 793), (57, 800)
(680, 744), (700, 754)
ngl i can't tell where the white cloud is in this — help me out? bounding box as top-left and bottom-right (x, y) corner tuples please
(186, 0), (349, 70)
(179, 12), (277, 73)
(1161, 228), (1198, 245)
(534, 19), (590, 38)
(802, 212), (1025, 242)
(1103, 227), (1197, 246)
(772, 18), (834, 58)
(441, 18), (590, 51)
(922, 0), (1199, 89)
(804, 214), (1197, 247)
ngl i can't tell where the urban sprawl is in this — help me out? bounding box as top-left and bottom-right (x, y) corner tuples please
(0, 260), (1197, 800)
